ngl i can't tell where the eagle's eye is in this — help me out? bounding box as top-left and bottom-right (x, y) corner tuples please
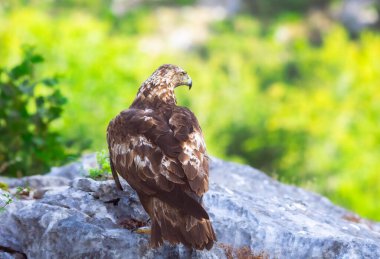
(179, 71), (186, 76)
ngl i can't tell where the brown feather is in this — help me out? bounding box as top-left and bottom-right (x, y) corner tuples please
(107, 64), (216, 250)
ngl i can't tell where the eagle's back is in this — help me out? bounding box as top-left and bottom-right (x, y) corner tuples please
(107, 106), (209, 195)
(107, 105), (216, 249)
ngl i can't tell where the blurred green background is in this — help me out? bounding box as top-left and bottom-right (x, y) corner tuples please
(1, 0), (380, 220)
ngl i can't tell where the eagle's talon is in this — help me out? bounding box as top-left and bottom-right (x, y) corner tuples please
(132, 226), (151, 235)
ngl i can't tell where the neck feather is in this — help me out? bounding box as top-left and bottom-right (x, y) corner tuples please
(132, 81), (176, 108)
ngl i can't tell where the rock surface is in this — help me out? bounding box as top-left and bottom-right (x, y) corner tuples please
(1, 155), (380, 259)
(338, 0), (378, 34)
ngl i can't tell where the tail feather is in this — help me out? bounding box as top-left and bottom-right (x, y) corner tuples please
(150, 198), (216, 250)
(151, 220), (164, 247)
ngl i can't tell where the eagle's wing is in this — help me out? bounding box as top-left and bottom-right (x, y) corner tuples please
(107, 107), (209, 220)
(168, 106), (209, 196)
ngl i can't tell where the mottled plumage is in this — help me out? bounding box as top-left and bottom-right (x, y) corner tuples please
(107, 64), (216, 250)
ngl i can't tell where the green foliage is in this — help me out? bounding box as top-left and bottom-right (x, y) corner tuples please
(244, 0), (333, 18)
(0, 182), (9, 192)
(15, 186), (31, 198)
(88, 150), (111, 180)
(0, 193), (13, 213)
(0, 46), (83, 177)
(0, 6), (379, 221)
(0, 186), (32, 213)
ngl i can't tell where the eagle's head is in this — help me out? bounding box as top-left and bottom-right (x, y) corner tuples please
(151, 64), (192, 89)
(134, 64), (192, 106)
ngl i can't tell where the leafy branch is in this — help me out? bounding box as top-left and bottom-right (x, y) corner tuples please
(0, 193), (13, 213)
(0, 46), (83, 177)
(88, 150), (112, 180)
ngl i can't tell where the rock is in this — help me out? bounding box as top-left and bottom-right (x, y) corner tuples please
(0, 155), (380, 258)
(0, 175), (70, 189)
(46, 153), (96, 179)
(337, 0), (378, 34)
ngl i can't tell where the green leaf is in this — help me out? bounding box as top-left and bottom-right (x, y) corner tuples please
(47, 106), (63, 121)
(30, 54), (44, 63)
(35, 96), (45, 107)
(42, 78), (58, 87)
(19, 80), (35, 95)
(9, 62), (31, 79)
(48, 90), (67, 105)
(32, 137), (45, 147)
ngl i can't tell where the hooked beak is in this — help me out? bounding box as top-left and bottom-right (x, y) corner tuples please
(187, 76), (192, 90)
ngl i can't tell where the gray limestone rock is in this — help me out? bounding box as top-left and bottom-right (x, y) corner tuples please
(46, 154), (96, 180)
(338, 0), (378, 34)
(0, 156), (379, 258)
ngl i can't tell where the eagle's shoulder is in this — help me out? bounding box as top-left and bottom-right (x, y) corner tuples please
(107, 108), (157, 138)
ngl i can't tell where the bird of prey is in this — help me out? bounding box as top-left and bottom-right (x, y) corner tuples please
(107, 64), (216, 250)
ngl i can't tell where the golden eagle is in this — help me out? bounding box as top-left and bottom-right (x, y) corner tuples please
(107, 64), (216, 250)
